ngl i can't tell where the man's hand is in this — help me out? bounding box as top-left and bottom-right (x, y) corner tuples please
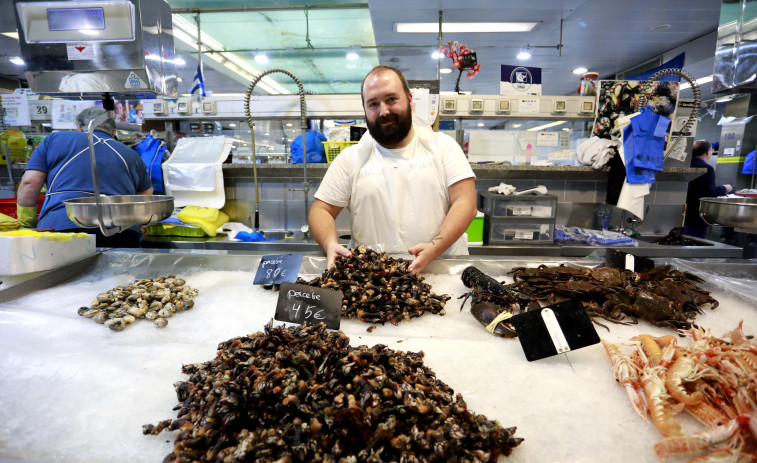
(407, 242), (441, 274)
(326, 242), (352, 268)
(724, 184), (733, 194)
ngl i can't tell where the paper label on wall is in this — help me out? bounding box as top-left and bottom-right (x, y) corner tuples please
(52, 100), (96, 130)
(537, 132), (559, 146)
(666, 137), (689, 162)
(125, 72), (147, 89)
(519, 98), (540, 114)
(724, 148), (735, 156)
(1, 94), (31, 126)
(66, 43), (95, 60)
(410, 88), (431, 125)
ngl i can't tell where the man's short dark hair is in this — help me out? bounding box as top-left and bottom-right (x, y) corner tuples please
(693, 140), (712, 158)
(360, 65), (411, 105)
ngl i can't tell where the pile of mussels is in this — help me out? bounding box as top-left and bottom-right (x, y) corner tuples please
(77, 274), (198, 330)
(144, 323), (522, 462)
(297, 246), (451, 326)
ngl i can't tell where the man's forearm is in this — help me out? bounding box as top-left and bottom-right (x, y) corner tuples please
(430, 200), (477, 254)
(17, 182), (40, 207)
(308, 206), (340, 251)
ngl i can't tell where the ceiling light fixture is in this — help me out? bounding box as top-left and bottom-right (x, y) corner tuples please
(477, 123), (485, 127)
(177, 77), (183, 82)
(572, 67), (588, 75)
(346, 50), (360, 61)
(527, 120), (567, 131)
(171, 14), (290, 95)
(440, 68), (452, 74)
(229, 123), (237, 128)
(396, 22), (538, 33)
(517, 48), (531, 60)
(9, 56), (24, 65)
(650, 24), (671, 32)
(431, 51), (443, 60)
(511, 123), (522, 128)
(255, 53), (269, 64)
(679, 75), (713, 90)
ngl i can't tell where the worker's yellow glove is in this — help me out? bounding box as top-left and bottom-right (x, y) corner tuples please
(16, 205), (37, 228)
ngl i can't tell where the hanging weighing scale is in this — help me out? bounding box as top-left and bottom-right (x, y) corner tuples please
(13, 0), (178, 236)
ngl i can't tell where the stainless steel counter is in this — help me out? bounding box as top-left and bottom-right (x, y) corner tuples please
(142, 232), (743, 259)
(220, 163), (706, 182)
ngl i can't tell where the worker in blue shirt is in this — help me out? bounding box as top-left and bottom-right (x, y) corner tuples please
(684, 140), (732, 238)
(16, 106), (153, 247)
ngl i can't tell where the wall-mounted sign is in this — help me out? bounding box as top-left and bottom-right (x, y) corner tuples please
(501, 65), (542, 96)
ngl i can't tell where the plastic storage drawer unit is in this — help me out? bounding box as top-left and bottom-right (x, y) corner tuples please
(484, 217), (555, 245)
(478, 191), (557, 219)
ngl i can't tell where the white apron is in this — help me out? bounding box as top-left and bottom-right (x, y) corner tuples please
(348, 123), (468, 256)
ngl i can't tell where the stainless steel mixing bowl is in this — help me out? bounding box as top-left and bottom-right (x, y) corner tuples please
(64, 195), (174, 228)
(700, 197), (757, 227)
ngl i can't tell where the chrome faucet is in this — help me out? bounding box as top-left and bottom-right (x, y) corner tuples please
(245, 69), (309, 232)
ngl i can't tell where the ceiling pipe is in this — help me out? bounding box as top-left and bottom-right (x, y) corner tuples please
(171, 3), (368, 14)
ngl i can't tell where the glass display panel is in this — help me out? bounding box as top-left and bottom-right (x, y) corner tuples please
(47, 7), (105, 32)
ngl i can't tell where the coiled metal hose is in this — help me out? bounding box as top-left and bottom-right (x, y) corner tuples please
(244, 69), (308, 230)
(637, 68), (701, 158)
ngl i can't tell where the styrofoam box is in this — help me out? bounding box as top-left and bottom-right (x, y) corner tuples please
(0, 233), (96, 275)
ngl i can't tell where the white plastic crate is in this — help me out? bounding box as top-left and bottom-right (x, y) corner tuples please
(0, 232), (96, 276)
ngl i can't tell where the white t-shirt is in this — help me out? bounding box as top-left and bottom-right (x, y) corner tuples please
(315, 129), (474, 254)
(316, 132), (473, 207)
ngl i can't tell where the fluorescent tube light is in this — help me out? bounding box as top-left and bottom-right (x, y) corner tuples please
(679, 75), (713, 90)
(573, 67), (588, 75)
(440, 68), (452, 74)
(172, 14), (290, 95)
(527, 121), (567, 131)
(396, 22), (538, 33)
(517, 50), (531, 60)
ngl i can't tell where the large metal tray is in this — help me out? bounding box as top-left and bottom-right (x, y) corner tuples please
(65, 195), (174, 228)
(700, 196), (757, 228)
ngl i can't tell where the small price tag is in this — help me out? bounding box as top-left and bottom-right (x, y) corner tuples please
(460, 52), (478, 68)
(253, 254), (303, 285)
(511, 206), (533, 216)
(603, 249), (654, 273)
(274, 282), (342, 330)
(514, 230), (534, 240)
(510, 299), (600, 362)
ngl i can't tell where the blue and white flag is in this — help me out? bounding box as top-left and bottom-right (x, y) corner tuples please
(190, 64), (206, 101)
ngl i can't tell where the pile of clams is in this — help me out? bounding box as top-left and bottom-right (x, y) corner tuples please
(77, 274), (198, 331)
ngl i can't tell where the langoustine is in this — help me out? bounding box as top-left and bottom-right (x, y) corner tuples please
(603, 322), (757, 462)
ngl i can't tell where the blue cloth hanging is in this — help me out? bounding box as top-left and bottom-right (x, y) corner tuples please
(290, 130), (327, 164)
(133, 134), (167, 194)
(743, 150), (756, 174)
(628, 106), (669, 172)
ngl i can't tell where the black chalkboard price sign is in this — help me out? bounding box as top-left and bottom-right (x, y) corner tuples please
(274, 282), (343, 330)
(253, 254), (303, 286)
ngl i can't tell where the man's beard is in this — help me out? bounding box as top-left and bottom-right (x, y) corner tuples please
(366, 106), (412, 147)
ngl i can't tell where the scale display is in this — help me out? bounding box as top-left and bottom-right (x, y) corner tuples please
(47, 7), (105, 32)
(16, 1), (135, 43)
